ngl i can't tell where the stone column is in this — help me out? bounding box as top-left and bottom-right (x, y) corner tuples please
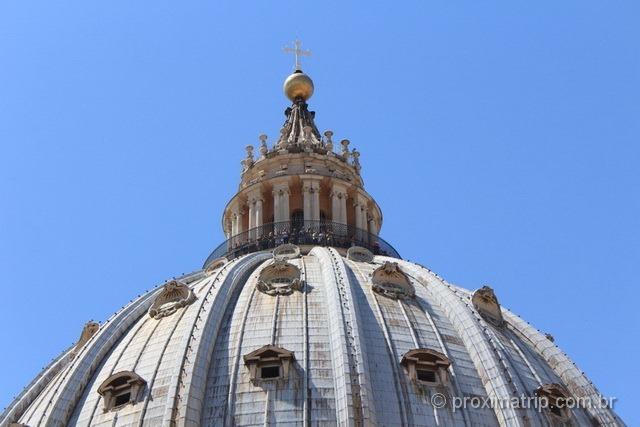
(354, 195), (366, 230)
(354, 194), (369, 243)
(230, 204), (244, 246)
(331, 182), (348, 236)
(224, 217), (232, 239)
(246, 186), (263, 240)
(302, 178), (321, 226)
(247, 201), (256, 238)
(368, 217), (379, 236)
(272, 181), (290, 224)
(255, 197), (264, 237)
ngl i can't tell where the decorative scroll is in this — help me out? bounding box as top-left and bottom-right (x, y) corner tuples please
(347, 246), (374, 263)
(257, 260), (302, 296)
(272, 244), (301, 260)
(471, 286), (504, 326)
(72, 321), (100, 354)
(371, 261), (414, 299)
(148, 280), (196, 319)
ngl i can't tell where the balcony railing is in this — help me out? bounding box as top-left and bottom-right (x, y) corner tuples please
(203, 220), (400, 269)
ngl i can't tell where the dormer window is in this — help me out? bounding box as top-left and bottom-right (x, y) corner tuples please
(371, 261), (414, 299)
(257, 260), (302, 296)
(243, 345), (295, 383)
(401, 348), (451, 386)
(97, 371), (146, 412)
(535, 383), (572, 423)
(471, 286), (504, 326)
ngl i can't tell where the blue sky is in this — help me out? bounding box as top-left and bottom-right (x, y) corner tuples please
(1, 0), (638, 423)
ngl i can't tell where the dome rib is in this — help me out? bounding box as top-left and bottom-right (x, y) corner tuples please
(502, 309), (623, 426)
(2, 251), (624, 426)
(312, 247), (374, 426)
(344, 259), (412, 425)
(396, 260), (524, 426)
(0, 345), (74, 427)
(37, 283), (163, 426)
(172, 253), (272, 426)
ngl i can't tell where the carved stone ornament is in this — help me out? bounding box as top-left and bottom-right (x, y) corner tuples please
(347, 246), (374, 263)
(272, 243), (301, 260)
(73, 321), (100, 354)
(97, 371), (146, 412)
(371, 261), (414, 299)
(471, 285), (504, 326)
(400, 348), (451, 385)
(148, 280), (196, 319)
(243, 345), (295, 384)
(257, 259), (302, 296)
(205, 257), (227, 273)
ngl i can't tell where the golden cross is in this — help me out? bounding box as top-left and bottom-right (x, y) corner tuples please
(283, 40), (312, 71)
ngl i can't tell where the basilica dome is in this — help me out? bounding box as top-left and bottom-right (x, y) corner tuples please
(0, 65), (624, 427)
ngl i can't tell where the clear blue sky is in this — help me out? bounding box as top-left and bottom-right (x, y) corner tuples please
(1, 1), (638, 423)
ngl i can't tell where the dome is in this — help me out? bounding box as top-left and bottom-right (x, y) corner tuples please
(0, 248), (623, 426)
(1, 55), (624, 426)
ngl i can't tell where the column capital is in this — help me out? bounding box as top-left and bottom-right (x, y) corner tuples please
(230, 202), (245, 216)
(245, 185), (264, 204)
(330, 182), (348, 198)
(302, 180), (321, 193)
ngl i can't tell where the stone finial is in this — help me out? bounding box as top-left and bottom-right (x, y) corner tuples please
(324, 130), (334, 151)
(245, 145), (255, 162)
(352, 148), (361, 172)
(258, 134), (268, 158)
(340, 139), (350, 156)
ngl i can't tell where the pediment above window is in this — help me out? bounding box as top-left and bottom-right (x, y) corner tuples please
(148, 280), (196, 319)
(371, 261), (414, 299)
(471, 286), (504, 326)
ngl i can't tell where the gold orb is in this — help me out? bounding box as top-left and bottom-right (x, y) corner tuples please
(283, 71), (314, 101)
